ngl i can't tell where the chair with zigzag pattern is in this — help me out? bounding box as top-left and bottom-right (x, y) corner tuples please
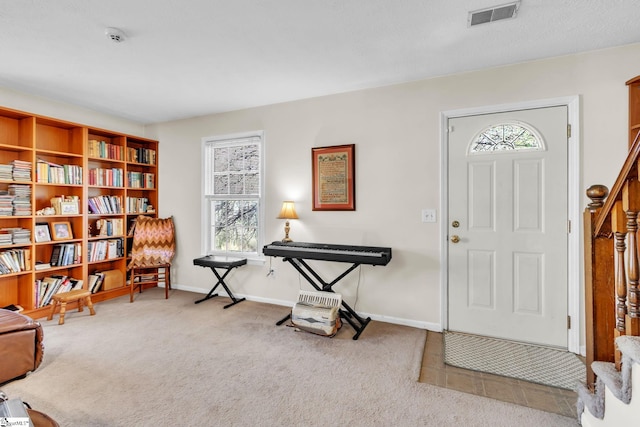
(128, 215), (175, 302)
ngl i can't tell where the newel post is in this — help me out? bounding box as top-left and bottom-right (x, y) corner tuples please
(584, 184), (615, 388)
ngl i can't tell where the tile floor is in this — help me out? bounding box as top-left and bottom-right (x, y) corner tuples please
(418, 331), (578, 418)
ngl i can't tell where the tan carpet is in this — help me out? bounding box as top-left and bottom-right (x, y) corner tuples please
(2, 289), (578, 426)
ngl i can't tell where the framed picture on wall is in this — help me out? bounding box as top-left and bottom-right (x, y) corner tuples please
(312, 144), (356, 211)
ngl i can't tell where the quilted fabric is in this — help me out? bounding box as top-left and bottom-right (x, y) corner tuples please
(128, 216), (175, 268)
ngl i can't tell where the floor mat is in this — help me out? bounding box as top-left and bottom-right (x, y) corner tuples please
(444, 331), (585, 390)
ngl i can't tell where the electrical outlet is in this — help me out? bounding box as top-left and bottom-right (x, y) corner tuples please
(422, 209), (437, 223)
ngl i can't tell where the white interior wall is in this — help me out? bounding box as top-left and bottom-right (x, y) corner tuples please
(147, 43), (640, 337)
(1, 43), (639, 339)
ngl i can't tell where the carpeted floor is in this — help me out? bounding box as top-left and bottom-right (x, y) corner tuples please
(2, 288), (578, 426)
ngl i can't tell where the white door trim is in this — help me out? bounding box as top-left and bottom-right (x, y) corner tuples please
(439, 96), (581, 354)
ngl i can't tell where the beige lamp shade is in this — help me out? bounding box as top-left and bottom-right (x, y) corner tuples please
(277, 201), (298, 219)
(277, 201), (298, 242)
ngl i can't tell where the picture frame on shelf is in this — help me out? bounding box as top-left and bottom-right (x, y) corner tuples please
(51, 221), (73, 240)
(60, 200), (79, 215)
(311, 144), (356, 211)
(34, 223), (51, 243)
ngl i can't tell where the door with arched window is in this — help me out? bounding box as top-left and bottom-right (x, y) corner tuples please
(447, 106), (568, 348)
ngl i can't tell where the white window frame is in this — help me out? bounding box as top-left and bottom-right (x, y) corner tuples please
(201, 130), (265, 262)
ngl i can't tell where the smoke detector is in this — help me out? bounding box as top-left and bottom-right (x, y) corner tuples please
(468, 2), (520, 27)
(105, 27), (126, 43)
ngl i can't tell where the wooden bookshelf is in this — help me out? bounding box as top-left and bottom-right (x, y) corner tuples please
(0, 106), (158, 318)
(627, 76), (640, 148)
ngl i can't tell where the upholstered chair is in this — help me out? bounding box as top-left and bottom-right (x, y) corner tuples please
(127, 216), (176, 302)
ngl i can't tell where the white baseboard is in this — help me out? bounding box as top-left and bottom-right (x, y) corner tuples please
(171, 283), (441, 332)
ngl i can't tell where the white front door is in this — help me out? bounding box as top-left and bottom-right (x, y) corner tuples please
(447, 106), (568, 348)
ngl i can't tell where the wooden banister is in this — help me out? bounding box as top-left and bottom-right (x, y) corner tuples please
(585, 132), (640, 383)
(594, 131), (640, 235)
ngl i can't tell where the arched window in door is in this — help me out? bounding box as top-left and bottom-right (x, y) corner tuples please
(469, 122), (545, 153)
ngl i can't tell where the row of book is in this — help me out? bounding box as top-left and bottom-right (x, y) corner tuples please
(88, 139), (124, 160)
(0, 160), (31, 182)
(127, 147), (156, 165)
(88, 195), (123, 214)
(50, 243), (82, 267)
(87, 238), (123, 262)
(88, 141), (157, 166)
(0, 185), (32, 216)
(0, 248), (30, 274)
(126, 197), (150, 214)
(11, 184), (31, 216)
(93, 218), (124, 237)
(36, 159), (82, 185)
(127, 172), (154, 189)
(35, 275), (84, 308)
(88, 167), (124, 187)
(0, 227), (31, 246)
(87, 271), (112, 294)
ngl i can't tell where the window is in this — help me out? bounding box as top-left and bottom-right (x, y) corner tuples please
(202, 131), (264, 259)
(469, 122), (544, 153)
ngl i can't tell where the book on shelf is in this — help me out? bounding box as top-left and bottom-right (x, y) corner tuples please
(88, 273), (104, 294)
(1, 227), (31, 244)
(12, 159), (32, 182)
(126, 172), (155, 189)
(94, 218), (123, 236)
(88, 167), (123, 187)
(34, 275), (84, 307)
(0, 248), (30, 274)
(127, 147), (156, 165)
(0, 160), (31, 182)
(87, 238), (123, 262)
(88, 195), (122, 214)
(35, 261), (51, 271)
(8, 184), (31, 216)
(50, 243), (81, 267)
(126, 197), (149, 214)
(88, 139), (123, 160)
(36, 159), (82, 185)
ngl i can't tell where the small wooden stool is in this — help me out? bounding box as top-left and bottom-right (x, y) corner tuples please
(47, 289), (95, 325)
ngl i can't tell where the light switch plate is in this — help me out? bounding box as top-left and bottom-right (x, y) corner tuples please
(422, 209), (436, 223)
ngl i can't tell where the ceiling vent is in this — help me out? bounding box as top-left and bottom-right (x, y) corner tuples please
(468, 2), (520, 27)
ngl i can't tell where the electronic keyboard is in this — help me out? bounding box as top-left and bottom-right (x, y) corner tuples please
(263, 241), (392, 266)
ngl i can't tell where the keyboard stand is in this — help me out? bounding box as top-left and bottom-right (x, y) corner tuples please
(276, 257), (371, 340)
(193, 256), (247, 309)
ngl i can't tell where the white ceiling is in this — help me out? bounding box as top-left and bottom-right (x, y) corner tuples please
(1, 1), (639, 124)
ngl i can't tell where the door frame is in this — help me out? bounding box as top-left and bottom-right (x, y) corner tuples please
(439, 96), (581, 354)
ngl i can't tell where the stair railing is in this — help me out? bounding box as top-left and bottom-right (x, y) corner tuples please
(584, 132), (640, 388)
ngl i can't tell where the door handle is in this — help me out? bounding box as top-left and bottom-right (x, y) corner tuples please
(450, 235), (460, 243)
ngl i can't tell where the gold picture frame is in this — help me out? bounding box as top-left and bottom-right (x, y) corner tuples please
(312, 144), (356, 211)
(51, 221), (73, 240)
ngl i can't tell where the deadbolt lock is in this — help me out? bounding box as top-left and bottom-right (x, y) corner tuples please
(452, 220), (460, 228)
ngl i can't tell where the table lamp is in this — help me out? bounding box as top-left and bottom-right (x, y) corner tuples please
(277, 201), (298, 242)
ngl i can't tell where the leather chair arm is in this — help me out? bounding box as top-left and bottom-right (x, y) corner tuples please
(0, 309), (40, 334)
